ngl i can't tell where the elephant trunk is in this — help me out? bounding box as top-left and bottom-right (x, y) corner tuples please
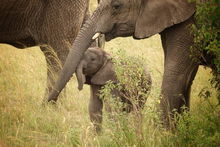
(76, 61), (86, 91)
(47, 9), (100, 102)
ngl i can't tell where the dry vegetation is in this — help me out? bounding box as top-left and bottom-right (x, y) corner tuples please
(0, 0), (219, 146)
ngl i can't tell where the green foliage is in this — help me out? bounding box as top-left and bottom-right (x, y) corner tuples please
(100, 49), (151, 112)
(169, 105), (220, 147)
(191, 0), (220, 102)
(192, 0), (220, 71)
(189, 2), (220, 142)
(99, 49), (162, 146)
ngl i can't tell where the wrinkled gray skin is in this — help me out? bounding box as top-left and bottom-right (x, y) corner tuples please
(48, 0), (200, 128)
(76, 47), (152, 132)
(0, 0), (91, 94)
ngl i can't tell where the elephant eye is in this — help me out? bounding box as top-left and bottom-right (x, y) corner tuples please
(112, 2), (122, 11)
(113, 4), (121, 10)
(91, 58), (96, 61)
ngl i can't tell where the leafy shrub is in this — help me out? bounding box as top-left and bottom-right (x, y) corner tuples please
(168, 105), (220, 147)
(100, 49), (151, 112)
(191, 0), (220, 102)
(98, 49), (163, 146)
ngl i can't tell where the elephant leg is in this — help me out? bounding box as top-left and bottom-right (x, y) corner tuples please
(160, 63), (198, 128)
(160, 17), (199, 128)
(40, 41), (70, 99)
(89, 85), (103, 133)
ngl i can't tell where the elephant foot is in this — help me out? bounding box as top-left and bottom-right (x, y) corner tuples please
(94, 124), (102, 135)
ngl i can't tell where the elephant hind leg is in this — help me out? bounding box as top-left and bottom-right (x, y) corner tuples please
(160, 64), (199, 129)
(40, 41), (70, 101)
(160, 17), (199, 129)
(41, 46), (61, 94)
(184, 66), (199, 107)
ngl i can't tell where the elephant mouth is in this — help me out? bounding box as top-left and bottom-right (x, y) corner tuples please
(83, 68), (97, 76)
(105, 33), (114, 41)
(94, 23), (135, 41)
(104, 23), (135, 41)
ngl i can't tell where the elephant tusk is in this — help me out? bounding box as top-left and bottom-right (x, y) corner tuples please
(92, 33), (101, 40)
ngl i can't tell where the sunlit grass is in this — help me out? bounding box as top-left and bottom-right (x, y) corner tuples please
(0, 0), (219, 146)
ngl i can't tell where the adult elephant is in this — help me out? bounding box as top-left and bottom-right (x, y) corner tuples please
(0, 0), (92, 93)
(48, 0), (200, 127)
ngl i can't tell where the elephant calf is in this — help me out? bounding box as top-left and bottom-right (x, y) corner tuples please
(76, 47), (152, 132)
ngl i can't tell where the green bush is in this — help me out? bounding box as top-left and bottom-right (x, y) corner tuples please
(100, 49), (151, 112)
(99, 49), (163, 146)
(192, 0), (220, 72)
(191, 0), (220, 102)
(99, 49), (150, 110)
(170, 105), (220, 146)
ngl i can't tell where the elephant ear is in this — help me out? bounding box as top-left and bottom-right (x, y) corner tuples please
(91, 55), (117, 85)
(134, 0), (195, 39)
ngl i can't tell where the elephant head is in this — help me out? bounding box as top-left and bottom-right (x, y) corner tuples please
(48, 0), (195, 102)
(76, 47), (116, 90)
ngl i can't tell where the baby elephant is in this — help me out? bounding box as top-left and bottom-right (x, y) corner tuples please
(76, 47), (152, 132)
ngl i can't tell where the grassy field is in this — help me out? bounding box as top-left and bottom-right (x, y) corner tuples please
(0, 1), (219, 146)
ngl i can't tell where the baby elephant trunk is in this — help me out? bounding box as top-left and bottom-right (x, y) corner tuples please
(76, 61), (86, 90)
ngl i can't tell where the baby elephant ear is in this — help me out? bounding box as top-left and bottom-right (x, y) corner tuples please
(134, 0), (195, 39)
(91, 55), (117, 85)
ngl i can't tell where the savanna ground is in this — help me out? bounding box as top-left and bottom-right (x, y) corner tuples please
(0, 1), (219, 146)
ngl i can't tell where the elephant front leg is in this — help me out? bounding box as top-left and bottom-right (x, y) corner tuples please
(89, 85), (103, 133)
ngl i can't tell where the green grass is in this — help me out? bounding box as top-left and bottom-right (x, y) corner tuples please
(0, 0), (219, 146)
